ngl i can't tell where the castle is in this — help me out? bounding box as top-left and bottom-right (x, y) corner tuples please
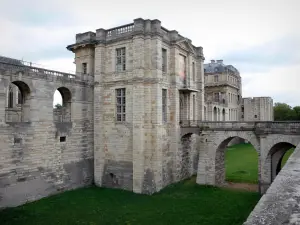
(2, 18), (290, 209)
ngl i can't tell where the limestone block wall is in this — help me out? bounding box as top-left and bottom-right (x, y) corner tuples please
(0, 64), (94, 209)
(242, 97), (273, 121)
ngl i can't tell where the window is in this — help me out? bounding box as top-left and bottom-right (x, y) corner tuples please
(116, 47), (126, 72)
(241, 105), (244, 112)
(82, 63), (87, 74)
(60, 136), (66, 142)
(254, 115), (258, 118)
(214, 75), (218, 82)
(214, 93), (219, 102)
(8, 86), (13, 108)
(193, 95), (196, 120)
(192, 62), (195, 81)
(116, 88), (126, 121)
(162, 48), (167, 72)
(17, 90), (22, 105)
(162, 89), (167, 122)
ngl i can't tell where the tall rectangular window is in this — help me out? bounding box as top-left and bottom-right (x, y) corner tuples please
(162, 89), (167, 122)
(214, 93), (219, 102)
(193, 95), (196, 120)
(17, 89), (22, 105)
(214, 75), (218, 82)
(162, 48), (167, 72)
(116, 47), (126, 72)
(82, 63), (87, 74)
(192, 62), (195, 81)
(116, 88), (126, 121)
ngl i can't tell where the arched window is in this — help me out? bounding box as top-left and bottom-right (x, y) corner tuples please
(8, 85), (13, 108)
(53, 87), (72, 122)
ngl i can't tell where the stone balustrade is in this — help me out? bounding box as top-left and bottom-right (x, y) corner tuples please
(180, 120), (300, 134)
(0, 60), (92, 84)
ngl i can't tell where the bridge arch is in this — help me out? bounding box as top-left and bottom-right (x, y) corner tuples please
(259, 135), (300, 193)
(196, 131), (259, 187)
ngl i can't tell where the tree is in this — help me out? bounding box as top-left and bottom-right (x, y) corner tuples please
(274, 103), (300, 121)
(55, 103), (62, 109)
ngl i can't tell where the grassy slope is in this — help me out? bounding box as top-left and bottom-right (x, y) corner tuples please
(0, 178), (260, 225)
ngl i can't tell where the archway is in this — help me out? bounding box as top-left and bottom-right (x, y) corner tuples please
(215, 136), (258, 190)
(53, 87), (72, 122)
(268, 142), (296, 182)
(213, 107), (217, 121)
(178, 133), (198, 181)
(222, 108), (225, 121)
(6, 81), (31, 122)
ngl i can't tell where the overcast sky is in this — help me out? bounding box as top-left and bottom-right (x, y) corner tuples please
(1, 0), (299, 106)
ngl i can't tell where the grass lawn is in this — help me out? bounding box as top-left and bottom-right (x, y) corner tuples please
(0, 178), (260, 225)
(225, 143), (295, 184)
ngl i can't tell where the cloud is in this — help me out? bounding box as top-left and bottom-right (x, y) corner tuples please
(242, 64), (300, 106)
(1, 0), (299, 106)
(221, 36), (300, 73)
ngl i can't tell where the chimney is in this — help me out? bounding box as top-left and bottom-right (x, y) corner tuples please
(217, 59), (223, 63)
(211, 60), (215, 63)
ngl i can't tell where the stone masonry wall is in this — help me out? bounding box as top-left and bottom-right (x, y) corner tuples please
(0, 65), (94, 209)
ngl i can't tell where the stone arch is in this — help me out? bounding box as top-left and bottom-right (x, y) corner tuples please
(6, 80), (31, 122)
(53, 86), (72, 122)
(177, 133), (199, 181)
(213, 107), (217, 121)
(260, 135), (300, 193)
(196, 131), (259, 187)
(214, 133), (259, 186)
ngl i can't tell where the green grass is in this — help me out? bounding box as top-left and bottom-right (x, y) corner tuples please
(281, 148), (294, 167)
(226, 143), (258, 184)
(225, 143), (295, 184)
(0, 178), (260, 225)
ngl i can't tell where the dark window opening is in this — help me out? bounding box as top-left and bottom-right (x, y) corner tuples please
(60, 136), (66, 142)
(82, 63), (87, 74)
(254, 115), (257, 118)
(8, 86), (13, 108)
(162, 48), (167, 72)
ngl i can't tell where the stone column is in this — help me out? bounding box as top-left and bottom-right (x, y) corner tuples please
(259, 135), (271, 194)
(132, 32), (146, 193)
(94, 43), (106, 186)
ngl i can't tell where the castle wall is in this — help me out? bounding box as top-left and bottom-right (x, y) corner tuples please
(0, 64), (94, 209)
(242, 97), (273, 121)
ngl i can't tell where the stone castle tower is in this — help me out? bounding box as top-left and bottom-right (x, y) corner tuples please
(67, 18), (205, 194)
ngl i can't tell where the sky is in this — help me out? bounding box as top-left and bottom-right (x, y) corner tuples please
(0, 0), (299, 107)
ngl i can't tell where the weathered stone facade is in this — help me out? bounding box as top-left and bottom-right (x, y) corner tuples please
(0, 58), (94, 208)
(67, 18), (205, 194)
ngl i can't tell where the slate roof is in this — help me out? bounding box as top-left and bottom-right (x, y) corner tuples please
(204, 60), (240, 76)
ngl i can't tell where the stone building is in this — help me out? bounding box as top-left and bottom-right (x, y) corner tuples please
(203, 60), (242, 121)
(240, 97), (274, 121)
(203, 59), (274, 122)
(66, 18), (204, 194)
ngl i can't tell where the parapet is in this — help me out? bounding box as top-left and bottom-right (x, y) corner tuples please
(66, 18), (204, 58)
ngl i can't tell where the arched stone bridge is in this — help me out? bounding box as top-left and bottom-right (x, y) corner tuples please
(179, 120), (300, 194)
